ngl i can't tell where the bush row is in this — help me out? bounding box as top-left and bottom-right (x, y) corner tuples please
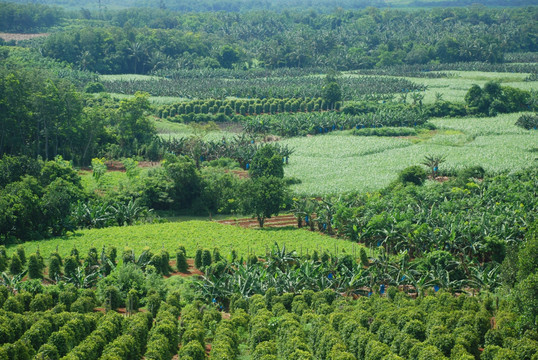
(243, 107), (428, 137)
(210, 320), (239, 360)
(156, 97), (338, 120)
(100, 312), (153, 360)
(61, 312), (124, 360)
(35, 313), (98, 358)
(352, 127), (418, 137)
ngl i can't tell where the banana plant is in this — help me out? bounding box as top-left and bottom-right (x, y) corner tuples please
(63, 267), (99, 289)
(1, 270), (28, 294)
(265, 243), (298, 272)
(467, 263), (501, 293)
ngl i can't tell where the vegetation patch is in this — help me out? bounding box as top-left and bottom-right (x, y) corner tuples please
(6, 221), (356, 259)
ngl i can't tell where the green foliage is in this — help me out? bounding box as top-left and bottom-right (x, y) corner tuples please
(195, 249), (203, 270)
(176, 249), (189, 272)
(518, 224), (538, 281)
(353, 127), (418, 137)
(9, 253), (23, 275)
(16, 246), (26, 266)
(513, 272), (538, 332)
(85, 82), (106, 94)
(397, 165), (427, 186)
(515, 114), (538, 130)
(179, 340), (206, 360)
(241, 176), (290, 227)
(322, 77), (342, 110)
(201, 249), (212, 269)
(48, 252), (62, 281)
(27, 253), (44, 279)
(465, 82), (532, 116)
(103, 286), (121, 311)
(250, 145), (285, 179)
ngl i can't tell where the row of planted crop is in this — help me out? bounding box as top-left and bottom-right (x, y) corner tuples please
(156, 97), (341, 120)
(243, 107), (430, 137)
(3, 282), (536, 359)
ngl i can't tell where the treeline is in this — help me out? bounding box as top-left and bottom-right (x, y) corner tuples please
(0, 66), (158, 165)
(33, 6), (537, 73)
(0, 2), (64, 32)
(5, 0), (537, 12)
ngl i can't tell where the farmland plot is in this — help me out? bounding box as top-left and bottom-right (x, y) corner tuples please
(281, 113), (538, 195)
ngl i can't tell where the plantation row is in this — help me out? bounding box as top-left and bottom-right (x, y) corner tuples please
(351, 61), (538, 78)
(0, 293), (177, 360)
(0, 283), (536, 360)
(102, 75), (425, 99)
(156, 97), (340, 121)
(242, 107), (430, 137)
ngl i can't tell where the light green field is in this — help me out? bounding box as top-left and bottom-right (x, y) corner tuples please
(100, 74), (164, 82)
(6, 221), (357, 259)
(154, 118), (239, 141)
(105, 93), (188, 105)
(404, 71), (536, 104)
(281, 112), (537, 195)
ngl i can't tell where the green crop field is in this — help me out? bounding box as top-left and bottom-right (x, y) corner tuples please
(281, 112), (537, 195)
(402, 71), (535, 104)
(6, 221), (359, 259)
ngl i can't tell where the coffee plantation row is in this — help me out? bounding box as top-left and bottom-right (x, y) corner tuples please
(1, 279), (536, 359)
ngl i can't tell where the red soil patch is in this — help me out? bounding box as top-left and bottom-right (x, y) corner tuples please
(229, 169), (249, 179)
(165, 259), (204, 278)
(433, 176), (450, 182)
(217, 214), (299, 229)
(0, 32), (49, 42)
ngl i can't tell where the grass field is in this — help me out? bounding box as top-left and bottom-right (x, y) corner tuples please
(281, 112), (537, 195)
(6, 221), (359, 260)
(403, 71), (535, 104)
(104, 93), (188, 105)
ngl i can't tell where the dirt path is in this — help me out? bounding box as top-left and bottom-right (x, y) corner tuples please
(217, 214), (299, 229)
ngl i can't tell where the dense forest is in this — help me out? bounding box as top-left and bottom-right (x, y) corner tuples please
(28, 7), (538, 72)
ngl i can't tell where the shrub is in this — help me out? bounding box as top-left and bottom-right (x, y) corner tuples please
(3, 296), (23, 313)
(70, 296), (95, 313)
(85, 82), (105, 93)
(194, 249), (203, 270)
(9, 253), (23, 275)
(253, 341), (277, 360)
(28, 253), (44, 279)
(103, 286), (122, 311)
(146, 293), (161, 318)
(365, 340), (393, 360)
(202, 249), (212, 269)
(179, 340), (206, 360)
(49, 253), (62, 281)
(515, 113), (538, 130)
(416, 344), (447, 359)
(29, 293), (52, 312)
(176, 250), (188, 272)
(63, 256), (79, 277)
(398, 165), (427, 185)
(16, 246), (26, 265)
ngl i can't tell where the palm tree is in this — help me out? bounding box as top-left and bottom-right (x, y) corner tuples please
(127, 41), (147, 74)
